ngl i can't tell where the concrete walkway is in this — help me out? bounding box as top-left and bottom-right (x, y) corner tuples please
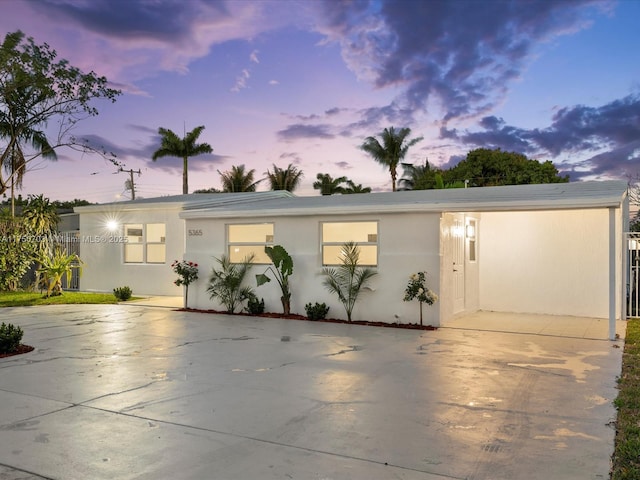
(0, 305), (624, 479)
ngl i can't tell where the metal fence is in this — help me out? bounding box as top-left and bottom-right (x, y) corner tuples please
(628, 233), (640, 317)
(57, 232), (80, 291)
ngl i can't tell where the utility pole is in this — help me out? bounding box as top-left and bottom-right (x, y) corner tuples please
(118, 167), (141, 200)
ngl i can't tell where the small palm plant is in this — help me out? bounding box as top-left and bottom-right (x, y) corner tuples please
(255, 245), (293, 315)
(321, 241), (377, 322)
(207, 253), (255, 313)
(37, 247), (83, 297)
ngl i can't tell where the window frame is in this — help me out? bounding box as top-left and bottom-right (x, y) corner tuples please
(227, 223), (275, 264)
(123, 223), (166, 264)
(321, 220), (379, 267)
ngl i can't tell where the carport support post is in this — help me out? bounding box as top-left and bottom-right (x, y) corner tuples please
(609, 207), (616, 341)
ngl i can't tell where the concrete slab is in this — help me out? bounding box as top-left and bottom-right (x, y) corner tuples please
(0, 305), (624, 480)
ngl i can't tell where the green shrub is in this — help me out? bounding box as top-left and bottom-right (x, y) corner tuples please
(113, 286), (132, 301)
(245, 294), (265, 314)
(305, 302), (330, 320)
(0, 322), (24, 354)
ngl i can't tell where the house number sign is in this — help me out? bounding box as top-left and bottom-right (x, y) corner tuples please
(188, 229), (203, 236)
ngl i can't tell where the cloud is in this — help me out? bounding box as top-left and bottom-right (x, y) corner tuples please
(315, 0), (613, 123)
(269, 80), (279, 85)
(250, 49), (260, 63)
(443, 93), (640, 179)
(334, 161), (351, 170)
(277, 124), (335, 141)
(231, 69), (251, 92)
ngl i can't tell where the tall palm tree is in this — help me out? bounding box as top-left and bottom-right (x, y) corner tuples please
(266, 163), (303, 192)
(313, 173), (347, 195)
(343, 179), (372, 194)
(361, 127), (423, 191)
(151, 125), (213, 194)
(217, 164), (262, 192)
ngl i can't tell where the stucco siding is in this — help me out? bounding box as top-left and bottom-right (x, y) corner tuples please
(185, 212), (442, 325)
(479, 209), (614, 318)
(78, 208), (184, 296)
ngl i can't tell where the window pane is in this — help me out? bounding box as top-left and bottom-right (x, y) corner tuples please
(323, 245), (377, 266)
(147, 223), (166, 243)
(322, 222), (377, 243)
(229, 245), (270, 264)
(125, 224), (143, 243)
(229, 224), (274, 243)
(147, 244), (166, 263)
(125, 244), (144, 263)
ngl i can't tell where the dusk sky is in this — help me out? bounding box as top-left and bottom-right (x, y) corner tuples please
(1, 0), (639, 203)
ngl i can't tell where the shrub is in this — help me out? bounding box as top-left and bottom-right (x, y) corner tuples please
(0, 322), (24, 354)
(305, 302), (329, 320)
(207, 253), (255, 313)
(245, 294), (265, 314)
(255, 245), (294, 315)
(113, 286), (133, 301)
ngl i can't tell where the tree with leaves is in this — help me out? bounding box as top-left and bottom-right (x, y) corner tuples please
(399, 160), (439, 190)
(152, 125), (213, 194)
(361, 127), (423, 191)
(218, 164), (262, 192)
(313, 173), (347, 195)
(0, 31), (121, 198)
(266, 163), (303, 192)
(443, 148), (569, 187)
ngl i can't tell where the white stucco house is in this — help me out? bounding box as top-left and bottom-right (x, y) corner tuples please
(75, 180), (629, 338)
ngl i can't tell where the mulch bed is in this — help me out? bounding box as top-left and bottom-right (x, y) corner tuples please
(178, 308), (438, 331)
(0, 344), (35, 358)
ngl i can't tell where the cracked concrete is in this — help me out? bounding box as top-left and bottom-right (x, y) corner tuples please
(0, 304), (624, 479)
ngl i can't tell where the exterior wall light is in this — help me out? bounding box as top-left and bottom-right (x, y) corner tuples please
(466, 224), (476, 239)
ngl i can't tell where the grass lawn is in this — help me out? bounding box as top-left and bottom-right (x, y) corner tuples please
(612, 318), (640, 479)
(0, 291), (120, 307)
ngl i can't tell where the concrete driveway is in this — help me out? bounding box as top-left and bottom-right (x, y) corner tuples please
(0, 305), (623, 480)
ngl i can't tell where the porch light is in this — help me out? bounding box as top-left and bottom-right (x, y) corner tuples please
(466, 224), (476, 239)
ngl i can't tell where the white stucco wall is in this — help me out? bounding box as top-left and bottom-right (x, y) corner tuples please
(479, 208), (620, 318)
(184, 212), (442, 326)
(78, 207), (184, 296)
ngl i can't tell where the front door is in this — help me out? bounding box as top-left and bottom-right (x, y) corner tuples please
(452, 216), (465, 314)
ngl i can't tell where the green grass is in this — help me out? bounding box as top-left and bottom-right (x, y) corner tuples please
(612, 319), (640, 480)
(0, 291), (119, 307)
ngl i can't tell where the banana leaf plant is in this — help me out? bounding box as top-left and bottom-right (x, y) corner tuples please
(256, 245), (293, 315)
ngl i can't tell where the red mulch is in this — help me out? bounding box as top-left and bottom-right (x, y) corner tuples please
(0, 344), (35, 358)
(178, 308), (437, 331)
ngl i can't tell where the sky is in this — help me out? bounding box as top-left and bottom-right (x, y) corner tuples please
(1, 0), (639, 203)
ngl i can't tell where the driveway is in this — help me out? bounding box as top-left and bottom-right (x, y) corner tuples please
(0, 305), (623, 479)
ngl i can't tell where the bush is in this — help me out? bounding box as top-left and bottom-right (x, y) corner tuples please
(245, 295), (265, 314)
(305, 302), (330, 320)
(113, 286), (132, 301)
(0, 322), (24, 354)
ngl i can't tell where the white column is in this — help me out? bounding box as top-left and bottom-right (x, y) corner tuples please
(609, 207), (617, 340)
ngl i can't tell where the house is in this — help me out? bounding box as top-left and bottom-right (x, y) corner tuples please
(75, 181), (629, 339)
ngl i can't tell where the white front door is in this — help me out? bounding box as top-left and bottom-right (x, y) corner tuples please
(452, 216), (465, 314)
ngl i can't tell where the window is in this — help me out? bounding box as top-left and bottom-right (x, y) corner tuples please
(228, 223), (274, 263)
(322, 221), (378, 266)
(467, 219), (477, 262)
(124, 223), (166, 264)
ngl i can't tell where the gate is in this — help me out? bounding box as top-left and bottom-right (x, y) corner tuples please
(56, 232), (81, 291)
(628, 233), (640, 317)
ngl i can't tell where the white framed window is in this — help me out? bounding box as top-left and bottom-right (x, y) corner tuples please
(467, 219), (477, 262)
(322, 221), (378, 266)
(228, 223), (274, 263)
(124, 223), (166, 264)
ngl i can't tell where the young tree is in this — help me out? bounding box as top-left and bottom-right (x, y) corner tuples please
(0, 31), (121, 197)
(343, 180), (372, 194)
(266, 163), (303, 192)
(152, 125), (213, 194)
(322, 241), (377, 322)
(313, 173), (347, 195)
(255, 245), (294, 315)
(361, 127), (423, 191)
(218, 164), (262, 192)
(399, 160), (438, 190)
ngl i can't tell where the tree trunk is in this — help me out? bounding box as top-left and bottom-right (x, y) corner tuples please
(182, 156), (188, 194)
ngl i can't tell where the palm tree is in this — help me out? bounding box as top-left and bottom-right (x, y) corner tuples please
(343, 180), (372, 194)
(217, 164), (262, 192)
(313, 173), (347, 195)
(151, 125), (213, 194)
(0, 96), (57, 216)
(266, 163), (303, 192)
(399, 159), (436, 190)
(361, 127), (423, 191)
